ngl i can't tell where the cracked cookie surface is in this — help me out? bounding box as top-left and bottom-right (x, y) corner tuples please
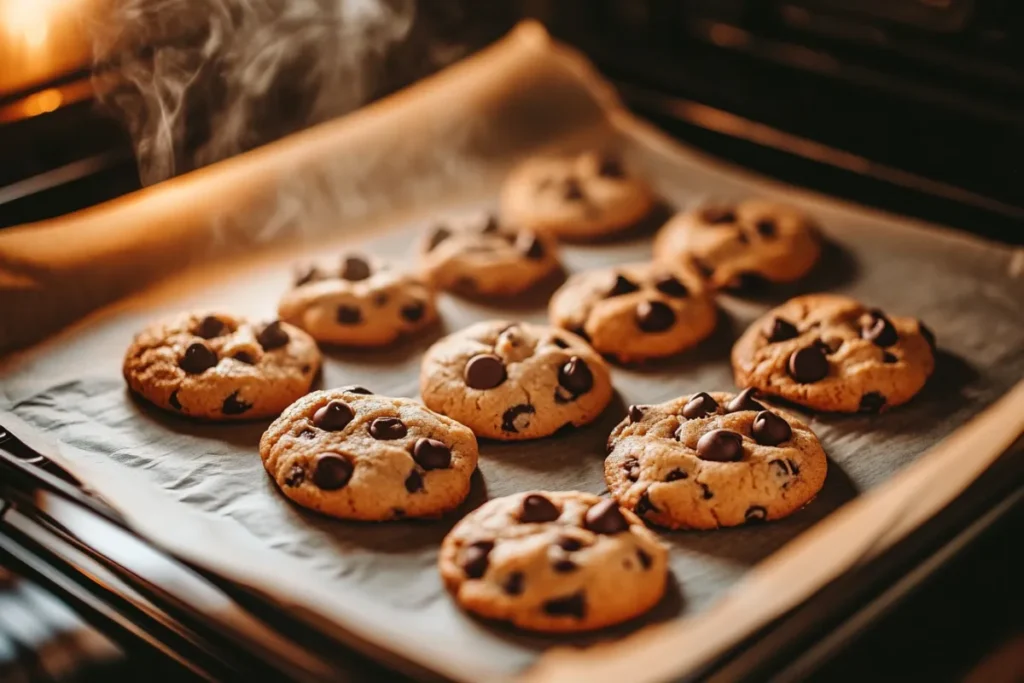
(439, 490), (668, 632)
(732, 294), (936, 413)
(548, 260), (716, 362)
(606, 391), (827, 529)
(278, 254), (437, 346)
(653, 199), (821, 289)
(420, 320), (613, 440)
(419, 212), (561, 296)
(500, 151), (654, 240)
(123, 311), (320, 420)
(260, 387), (478, 520)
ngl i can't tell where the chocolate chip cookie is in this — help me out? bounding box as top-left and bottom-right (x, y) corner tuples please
(606, 390), (827, 529)
(732, 294), (936, 413)
(500, 151), (655, 240)
(439, 490), (668, 632)
(420, 321), (613, 440)
(123, 312), (320, 420)
(548, 261), (716, 362)
(653, 200), (821, 289)
(419, 212), (561, 296)
(260, 387), (478, 520)
(278, 254), (437, 346)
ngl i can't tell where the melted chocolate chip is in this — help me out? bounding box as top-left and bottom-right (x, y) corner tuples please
(195, 316), (226, 339)
(883, 351), (899, 364)
(654, 275), (689, 297)
(543, 592), (586, 619)
(726, 388), (765, 413)
(339, 385), (373, 395)
(918, 321), (936, 350)
(637, 549), (652, 569)
(313, 400), (354, 431)
(427, 226), (451, 251)
(557, 537), (583, 552)
(284, 465), (305, 487)
(682, 392), (719, 419)
(563, 177), (584, 201)
(696, 429), (744, 462)
(179, 342), (217, 374)
(312, 454), (353, 490)
(553, 559), (577, 573)
(518, 234), (545, 260)
(628, 405), (645, 423)
(461, 540), (494, 579)
(635, 492), (657, 517)
(369, 417), (407, 440)
(607, 274), (641, 297)
(412, 438), (451, 470)
(701, 483), (714, 500)
(665, 468), (687, 482)
(550, 336), (570, 349)
(464, 354), (506, 390)
(257, 320), (289, 350)
(862, 311), (898, 347)
(503, 572), (525, 595)
(168, 391), (182, 410)
(584, 499), (630, 534)
(598, 155), (624, 178)
(340, 255), (372, 281)
(337, 305), (362, 325)
(232, 351), (256, 365)
(294, 264), (323, 287)
(400, 300), (426, 323)
(755, 218), (776, 237)
(788, 345), (829, 383)
(751, 411), (792, 446)
(558, 357), (594, 396)
(404, 470), (424, 493)
(701, 206), (736, 224)
(636, 300), (676, 333)
(745, 506), (767, 523)
(764, 317), (799, 343)
(859, 392), (887, 413)
(501, 404), (535, 433)
(519, 494), (560, 523)
(571, 326), (591, 343)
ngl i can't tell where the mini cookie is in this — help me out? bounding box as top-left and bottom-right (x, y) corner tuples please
(500, 151), (655, 240)
(278, 254), (437, 346)
(732, 294), (936, 413)
(420, 321), (613, 440)
(260, 387), (478, 520)
(653, 200), (821, 289)
(439, 490), (668, 632)
(123, 312), (320, 420)
(606, 391), (827, 529)
(419, 212), (561, 296)
(548, 261), (716, 362)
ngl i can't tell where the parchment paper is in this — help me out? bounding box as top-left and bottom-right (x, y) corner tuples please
(1, 24), (1022, 682)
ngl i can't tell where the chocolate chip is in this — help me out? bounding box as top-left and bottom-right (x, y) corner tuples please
(481, 215), (500, 234)
(745, 506), (767, 523)
(636, 300), (676, 332)
(666, 468), (687, 481)
(373, 292), (389, 307)
(464, 354), (506, 390)
(312, 454), (353, 490)
(412, 438), (451, 470)
(701, 206), (736, 224)
(755, 219), (776, 237)
(313, 400), (354, 431)
(168, 391), (182, 410)
(859, 392), (886, 413)
(764, 317), (799, 343)
(461, 540), (493, 579)
(682, 392), (719, 419)
(556, 537), (583, 552)
(628, 405), (645, 423)
(195, 315), (226, 339)
(553, 559), (577, 573)
(598, 155), (624, 178)
(503, 572), (525, 595)
(788, 345), (829, 383)
(427, 226), (451, 251)
(301, 364), (312, 374)
(654, 275), (689, 297)
(558, 357), (594, 396)
(340, 255), (372, 281)
(404, 469), (423, 493)
(635, 492), (656, 517)
(883, 351), (899, 364)
(550, 336), (570, 349)
(752, 411), (792, 446)
(284, 465), (305, 487)
(520, 493), (560, 523)
(584, 499), (630, 534)
(701, 483), (714, 500)
(726, 388), (765, 413)
(337, 305), (362, 325)
(294, 264), (324, 287)
(339, 385), (373, 395)
(518, 234), (545, 260)
(564, 177), (584, 201)
(179, 342), (217, 374)
(543, 592), (586, 619)
(637, 549), (652, 569)
(369, 417), (407, 440)
(571, 326), (591, 343)
(696, 429), (744, 462)
(918, 321), (936, 350)
(607, 274), (640, 297)
(862, 311), (898, 347)
(232, 351), (256, 365)
(400, 300), (426, 322)
(257, 320), (289, 350)
(501, 404), (535, 433)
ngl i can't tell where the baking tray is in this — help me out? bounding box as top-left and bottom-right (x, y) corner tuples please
(1, 23), (1023, 683)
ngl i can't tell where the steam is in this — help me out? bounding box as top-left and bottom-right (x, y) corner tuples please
(91, 0), (419, 185)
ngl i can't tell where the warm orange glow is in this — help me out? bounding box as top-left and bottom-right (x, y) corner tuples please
(0, 0), (82, 48)
(21, 88), (63, 116)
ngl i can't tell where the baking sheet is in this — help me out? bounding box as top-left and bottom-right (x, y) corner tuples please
(2, 24), (1023, 682)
